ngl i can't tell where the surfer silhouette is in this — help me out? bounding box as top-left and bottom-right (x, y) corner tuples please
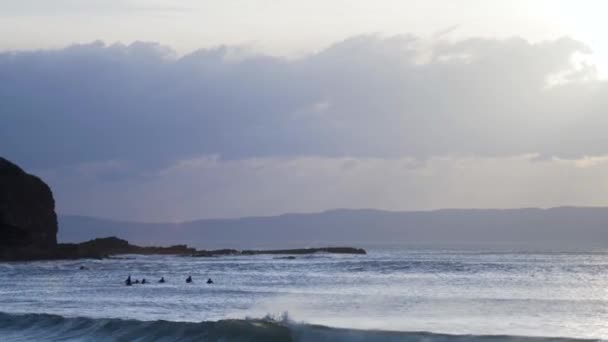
(186, 276), (192, 283)
(159, 277), (165, 283)
(206, 278), (213, 284)
(125, 275), (132, 286)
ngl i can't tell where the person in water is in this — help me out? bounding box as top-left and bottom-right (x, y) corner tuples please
(134, 279), (140, 284)
(206, 278), (213, 284)
(125, 275), (132, 286)
(159, 277), (165, 283)
(186, 276), (192, 283)
(141, 278), (147, 284)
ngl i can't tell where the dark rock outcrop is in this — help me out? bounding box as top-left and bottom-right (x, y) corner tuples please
(58, 237), (196, 258)
(193, 246), (367, 257)
(2, 235), (197, 261)
(1, 157), (58, 259)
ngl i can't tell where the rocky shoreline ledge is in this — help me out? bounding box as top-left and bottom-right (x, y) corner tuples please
(193, 246), (366, 257)
(2, 236), (366, 261)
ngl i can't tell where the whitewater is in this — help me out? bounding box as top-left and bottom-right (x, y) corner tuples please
(0, 247), (606, 341)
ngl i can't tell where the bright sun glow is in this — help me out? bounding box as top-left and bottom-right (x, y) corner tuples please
(538, 0), (608, 78)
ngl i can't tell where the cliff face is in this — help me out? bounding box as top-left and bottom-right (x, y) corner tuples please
(0, 157), (58, 250)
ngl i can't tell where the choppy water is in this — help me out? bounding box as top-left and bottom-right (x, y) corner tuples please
(0, 248), (607, 341)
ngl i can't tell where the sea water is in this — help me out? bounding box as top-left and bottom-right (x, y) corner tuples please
(0, 247), (606, 341)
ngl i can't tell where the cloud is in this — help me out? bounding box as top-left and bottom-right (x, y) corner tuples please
(2, 35), (606, 172)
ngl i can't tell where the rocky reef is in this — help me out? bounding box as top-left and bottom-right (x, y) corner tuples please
(56, 237), (196, 259)
(53, 238), (364, 259)
(193, 247), (367, 257)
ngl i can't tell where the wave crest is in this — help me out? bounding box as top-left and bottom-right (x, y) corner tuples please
(0, 312), (598, 342)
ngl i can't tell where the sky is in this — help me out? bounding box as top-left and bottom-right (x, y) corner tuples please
(2, 0), (608, 222)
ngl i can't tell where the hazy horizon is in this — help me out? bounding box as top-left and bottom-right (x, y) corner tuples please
(58, 206), (608, 249)
(59, 205), (608, 223)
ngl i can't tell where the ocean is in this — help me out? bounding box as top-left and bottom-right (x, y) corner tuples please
(0, 247), (606, 341)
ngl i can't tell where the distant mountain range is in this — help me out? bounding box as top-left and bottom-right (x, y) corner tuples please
(58, 207), (608, 249)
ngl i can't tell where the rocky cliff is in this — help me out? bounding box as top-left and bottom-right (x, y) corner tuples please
(0, 157), (58, 254)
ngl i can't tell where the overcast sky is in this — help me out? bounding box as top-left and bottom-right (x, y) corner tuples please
(2, 0), (608, 221)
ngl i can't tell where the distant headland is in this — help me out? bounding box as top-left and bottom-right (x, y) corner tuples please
(0, 157), (365, 261)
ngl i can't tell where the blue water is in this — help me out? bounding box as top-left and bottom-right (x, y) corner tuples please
(0, 248), (607, 341)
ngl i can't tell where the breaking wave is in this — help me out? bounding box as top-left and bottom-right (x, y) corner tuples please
(0, 312), (600, 342)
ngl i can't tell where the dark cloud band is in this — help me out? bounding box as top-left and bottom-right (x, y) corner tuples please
(1, 35), (605, 172)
